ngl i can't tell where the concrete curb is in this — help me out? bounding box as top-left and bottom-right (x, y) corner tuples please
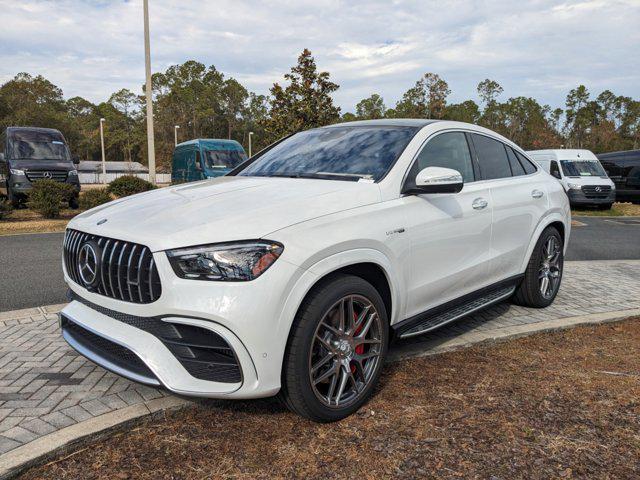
(0, 396), (190, 480)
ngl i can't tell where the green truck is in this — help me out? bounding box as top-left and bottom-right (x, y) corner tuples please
(171, 139), (248, 183)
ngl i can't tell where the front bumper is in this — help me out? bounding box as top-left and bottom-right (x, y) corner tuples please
(10, 176), (80, 197)
(61, 247), (308, 399)
(567, 189), (615, 206)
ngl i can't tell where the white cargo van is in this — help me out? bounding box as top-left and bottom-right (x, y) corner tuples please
(527, 149), (615, 209)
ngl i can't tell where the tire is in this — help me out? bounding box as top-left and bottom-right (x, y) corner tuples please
(69, 196), (79, 210)
(280, 274), (389, 422)
(512, 226), (563, 308)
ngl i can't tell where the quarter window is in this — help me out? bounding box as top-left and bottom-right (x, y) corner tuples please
(505, 146), (526, 176)
(470, 134), (512, 180)
(515, 151), (537, 174)
(413, 132), (475, 183)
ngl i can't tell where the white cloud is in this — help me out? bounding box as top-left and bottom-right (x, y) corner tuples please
(0, 0), (638, 112)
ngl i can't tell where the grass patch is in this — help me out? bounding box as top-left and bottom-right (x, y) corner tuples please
(20, 318), (640, 479)
(0, 208), (77, 235)
(573, 202), (640, 217)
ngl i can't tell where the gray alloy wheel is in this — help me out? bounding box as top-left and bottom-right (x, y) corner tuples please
(308, 294), (383, 408)
(539, 235), (562, 299)
(512, 226), (563, 308)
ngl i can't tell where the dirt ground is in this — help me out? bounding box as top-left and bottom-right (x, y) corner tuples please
(20, 318), (640, 480)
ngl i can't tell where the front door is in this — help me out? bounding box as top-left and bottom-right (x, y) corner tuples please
(402, 131), (493, 318)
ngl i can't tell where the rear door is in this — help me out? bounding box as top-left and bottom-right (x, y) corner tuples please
(403, 131), (493, 317)
(469, 134), (548, 284)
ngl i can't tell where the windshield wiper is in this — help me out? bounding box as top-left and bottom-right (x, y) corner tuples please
(265, 172), (366, 182)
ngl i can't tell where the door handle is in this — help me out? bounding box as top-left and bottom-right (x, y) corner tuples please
(531, 189), (544, 198)
(472, 198), (488, 210)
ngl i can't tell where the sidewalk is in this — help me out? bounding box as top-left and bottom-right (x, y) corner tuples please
(0, 260), (639, 477)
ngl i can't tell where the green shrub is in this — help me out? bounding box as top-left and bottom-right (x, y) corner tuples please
(79, 189), (113, 210)
(0, 198), (12, 220)
(107, 175), (156, 198)
(27, 180), (76, 219)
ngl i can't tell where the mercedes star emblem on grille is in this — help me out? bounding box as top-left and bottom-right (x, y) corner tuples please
(43, 171), (53, 179)
(78, 241), (102, 290)
(595, 186), (602, 192)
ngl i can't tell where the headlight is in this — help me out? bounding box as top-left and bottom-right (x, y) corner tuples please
(68, 169), (78, 176)
(166, 241), (284, 281)
(567, 183), (582, 190)
(9, 169), (25, 175)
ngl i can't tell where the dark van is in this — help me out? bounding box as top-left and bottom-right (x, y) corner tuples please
(0, 127), (81, 207)
(171, 139), (247, 184)
(597, 149), (640, 204)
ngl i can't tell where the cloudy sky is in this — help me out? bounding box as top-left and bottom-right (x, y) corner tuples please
(1, 0), (639, 112)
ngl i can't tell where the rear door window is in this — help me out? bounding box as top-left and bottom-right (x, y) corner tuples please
(470, 134), (512, 180)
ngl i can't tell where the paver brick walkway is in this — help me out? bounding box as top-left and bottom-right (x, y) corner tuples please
(0, 260), (638, 456)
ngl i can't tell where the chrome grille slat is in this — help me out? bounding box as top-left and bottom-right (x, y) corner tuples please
(63, 229), (161, 304)
(25, 170), (68, 182)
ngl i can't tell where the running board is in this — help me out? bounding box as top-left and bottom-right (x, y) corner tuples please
(396, 283), (517, 339)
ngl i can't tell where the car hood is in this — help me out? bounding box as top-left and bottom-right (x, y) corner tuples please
(563, 176), (614, 186)
(69, 176), (381, 251)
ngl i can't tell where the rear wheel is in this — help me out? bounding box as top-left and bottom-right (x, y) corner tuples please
(7, 186), (20, 208)
(280, 274), (388, 422)
(512, 226), (563, 308)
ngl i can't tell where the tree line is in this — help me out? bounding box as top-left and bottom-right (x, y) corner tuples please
(0, 48), (638, 171)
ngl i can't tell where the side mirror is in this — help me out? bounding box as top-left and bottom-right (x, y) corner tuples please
(0, 153), (4, 162)
(405, 166), (464, 194)
(72, 155), (80, 165)
(195, 159), (203, 171)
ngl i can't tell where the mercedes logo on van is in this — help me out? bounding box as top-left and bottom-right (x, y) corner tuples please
(43, 171), (53, 179)
(595, 186), (602, 192)
(78, 241), (102, 290)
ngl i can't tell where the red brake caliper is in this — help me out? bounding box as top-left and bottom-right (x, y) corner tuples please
(351, 311), (365, 373)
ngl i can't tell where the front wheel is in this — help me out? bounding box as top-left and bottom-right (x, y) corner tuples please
(280, 274), (388, 422)
(512, 226), (564, 308)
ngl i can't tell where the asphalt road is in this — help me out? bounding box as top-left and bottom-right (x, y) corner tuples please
(1, 216), (639, 312)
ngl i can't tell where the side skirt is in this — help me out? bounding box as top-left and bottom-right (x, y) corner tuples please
(393, 275), (523, 339)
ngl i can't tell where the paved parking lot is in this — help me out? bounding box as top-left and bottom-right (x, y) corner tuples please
(1, 217), (639, 312)
(0, 259), (638, 458)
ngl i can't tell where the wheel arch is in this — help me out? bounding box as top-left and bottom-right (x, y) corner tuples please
(519, 213), (570, 273)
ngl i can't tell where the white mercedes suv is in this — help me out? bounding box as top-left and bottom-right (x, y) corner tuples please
(60, 120), (570, 422)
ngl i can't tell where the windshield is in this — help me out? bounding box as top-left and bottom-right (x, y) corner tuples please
(8, 130), (70, 161)
(560, 160), (607, 177)
(204, 149), (247, 169)
(238, 126), (419, 182)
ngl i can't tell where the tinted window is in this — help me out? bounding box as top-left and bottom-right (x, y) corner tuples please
(238, 126), (419, 182)
(7, 130), (70, 161)
(204, 149), (246, 169)
(505, 146), (526, 176)
(413, 132), (475, 183)
(515, 151), (537, 174)
(471, 134), (512, 180)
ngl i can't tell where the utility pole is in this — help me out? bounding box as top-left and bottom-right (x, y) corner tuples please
(174, 125), (180, 146)
(99, 118), (106, 184)
(248, 131), (254, 157)
(143, 0), (156, 184)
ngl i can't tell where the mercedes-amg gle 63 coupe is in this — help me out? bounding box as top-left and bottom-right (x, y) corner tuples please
(60, 120), (570, 422)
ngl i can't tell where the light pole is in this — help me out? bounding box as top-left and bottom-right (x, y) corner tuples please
(174, 125), (180, 146)
(99, 118), (106, 184)
(143, 0), (156, 184)
(248, 131), (254, 157)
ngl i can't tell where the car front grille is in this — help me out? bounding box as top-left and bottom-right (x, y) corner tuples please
(63, 229), (161, 304)
(581, 185), (612, 198)
(68, 291), (242, 384)
(25, 170), (68, 182)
